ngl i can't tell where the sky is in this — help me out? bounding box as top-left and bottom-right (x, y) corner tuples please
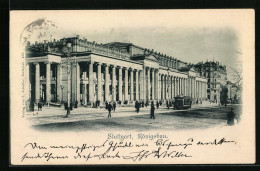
(18, 10), (253, 81)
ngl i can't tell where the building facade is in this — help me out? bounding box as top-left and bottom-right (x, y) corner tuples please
(193, 61), (228, 104)
(24, 36), (207, 106)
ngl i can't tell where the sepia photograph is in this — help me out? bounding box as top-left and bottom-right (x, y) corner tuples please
(10, 10), (255, 165)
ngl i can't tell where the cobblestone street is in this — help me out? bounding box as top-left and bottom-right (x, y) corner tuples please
(26, 104), (242, 132)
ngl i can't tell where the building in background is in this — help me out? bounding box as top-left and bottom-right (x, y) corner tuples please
(24, 35), (208, 107)
(192, 61), (228, 104)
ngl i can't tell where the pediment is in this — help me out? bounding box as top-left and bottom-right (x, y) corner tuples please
(189, 67), (196, 72)
(144, 54), (160, 62)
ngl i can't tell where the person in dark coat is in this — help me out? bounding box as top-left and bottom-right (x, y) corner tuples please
(145, 101), (149, 108)
(135, 101), (140, 113)
(150, 101), (155, 119)
(74, 100), (78, 108)
(227, 108), (235, 125)
(107, 102), (113, 118)
(38, 102), (42, 111)
(105, 101), (108, 109)
(64, 102), (68, 110)
(142, 101), (144, 108)
(156, 101), (159, 109)
(70, 102), (73, 110)
(113, 101), (116, 112)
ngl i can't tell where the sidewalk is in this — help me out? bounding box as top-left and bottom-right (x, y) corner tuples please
(26, 102), (221, 126)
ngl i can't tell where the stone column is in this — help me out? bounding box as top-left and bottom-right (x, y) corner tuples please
(76, 63), (80, 104)
(200, 82), (203, 99)
(25, 64), (30, 102)
(151, 68), (155, 100)
(185, 78), (187, 95)
(135, 70), (139, 101)
(157, 71), (160, 101)
(97, 62), (102, 102)
(82, 84), (86, 105)
(112, 65), (116, 102)
(35, 63), (40, 102)
(193, 78), (196, 99)
(88, 62), (94, 105)
(130, 68), (134, 102)
(171, 76), (174, 98)
(56, 64), (62, 102)
(175, 77), (178, 96)
(124, 68), (129, 102)
(162, 75), (165, 100)
(140, 70), (143, 101)
(46, 62), (51, 103)
(167, 75), (170, 99)
(164, 75), (167, 99)
(143, 67), (146, 102)
(196, 81), (199, 99)
(147, 67), (150, 101)
(105, 64), (110, 102)
(118, 66), (123, 102)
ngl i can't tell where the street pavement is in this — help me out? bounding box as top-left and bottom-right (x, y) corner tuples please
(25, 103), (242, 132)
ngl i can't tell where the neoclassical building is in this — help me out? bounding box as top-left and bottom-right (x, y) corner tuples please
(24, 35), (207, 106)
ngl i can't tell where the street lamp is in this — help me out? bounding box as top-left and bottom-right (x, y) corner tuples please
(61, 43), (77, 117)
(60, 85), (64, 103)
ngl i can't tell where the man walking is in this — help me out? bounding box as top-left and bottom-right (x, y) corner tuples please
(156, 101), (159, 109)
(107, 102), (113, 118)
(113, 101), (116, 112)
(150, 101), (155, 119)
(227, 107), (235, 125)
(135, 101), (140, 113)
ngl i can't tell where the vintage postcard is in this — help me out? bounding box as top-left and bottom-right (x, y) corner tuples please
(10, 10), (255, 165)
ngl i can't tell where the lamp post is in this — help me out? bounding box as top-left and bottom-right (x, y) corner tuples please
(61, 43), (77, 117)
(60, 85), (64, 103)
(167, 68), (170, 109)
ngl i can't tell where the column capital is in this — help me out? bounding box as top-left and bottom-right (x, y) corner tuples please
(123, 66), (128, 70)
(94, 62), (101, 66)
(128, 67), (134, 71)
(44, 61), (51, 64)
(117, 66), (122, 69)
(110, 65), (115, 68)
(102, 63), (110, 67)
(34, 62), (39, 65)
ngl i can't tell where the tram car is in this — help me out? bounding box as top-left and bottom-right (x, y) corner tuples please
(174, 96), (192, 109)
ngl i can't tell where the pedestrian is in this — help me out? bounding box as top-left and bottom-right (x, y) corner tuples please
(142, 101), (144, 108)
(135, 101), (140, 113)
(105, 101), (108, 109)
(70, 102), (73, 110)
(145, 101), (149, 108)
(74, 100), (78, 108)
(113, 101), (116, 112)
(107, 102), (113, 118)
(64, 102), (68, 110)
(156, 101), (159, 109)
(150, 101), (155, 119)
(38, 102), (41, 111)
(227, 107), (235, 126)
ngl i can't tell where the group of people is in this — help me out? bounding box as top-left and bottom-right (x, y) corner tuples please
(105, 101), (117, 118)
(227, 107), (240, 126)
(105, 100), (157, 119)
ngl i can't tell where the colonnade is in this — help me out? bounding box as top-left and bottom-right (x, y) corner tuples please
(26, 61), (207, 106)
